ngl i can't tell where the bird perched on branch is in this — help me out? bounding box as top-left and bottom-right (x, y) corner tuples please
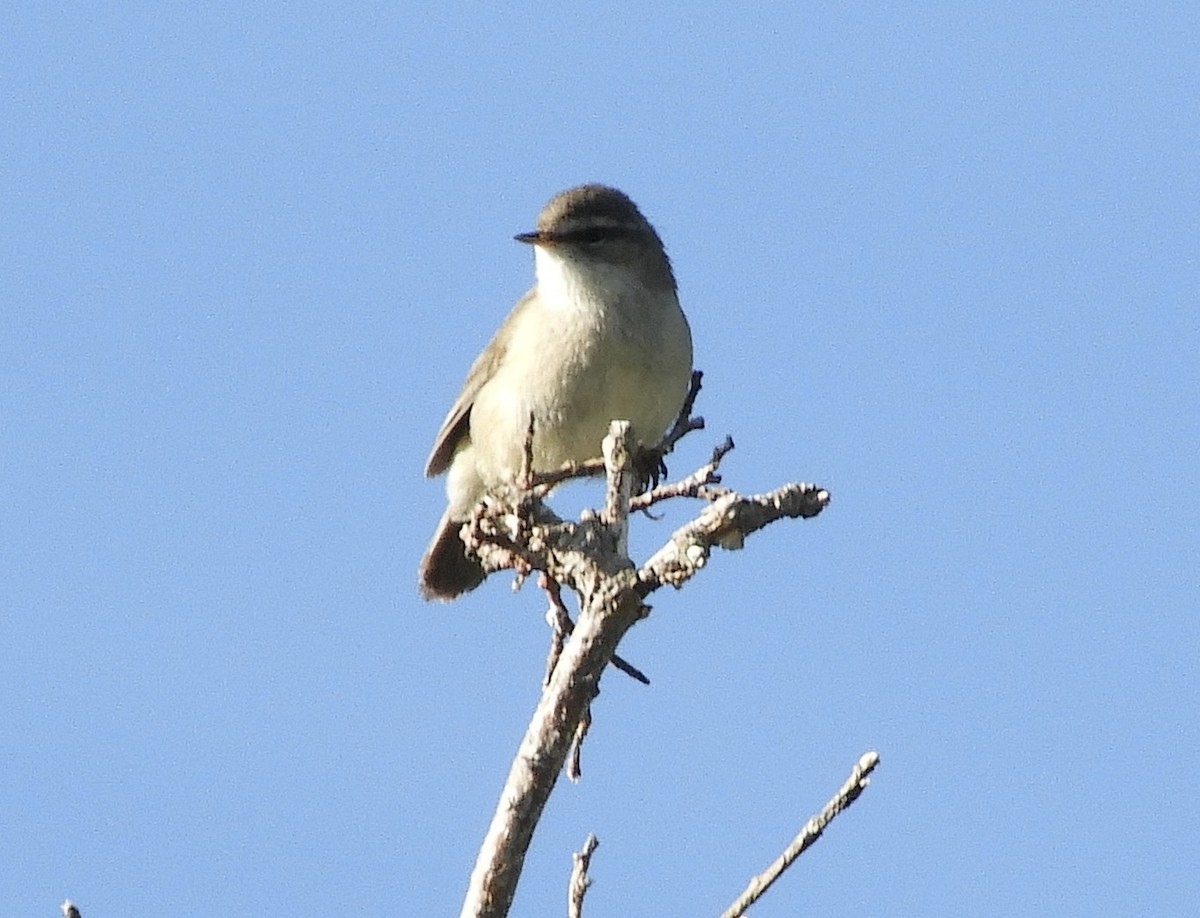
(419, 184), (693, 600)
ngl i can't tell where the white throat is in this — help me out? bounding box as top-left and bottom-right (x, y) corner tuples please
(534, 245), (648, 315)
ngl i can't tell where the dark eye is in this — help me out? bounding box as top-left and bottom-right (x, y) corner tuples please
(572, 227), (608, 245)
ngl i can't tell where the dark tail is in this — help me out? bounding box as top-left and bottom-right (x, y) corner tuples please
(418, 510), (487, 601)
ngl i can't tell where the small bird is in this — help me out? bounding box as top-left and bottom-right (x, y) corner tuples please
(419, 184), (694, 600)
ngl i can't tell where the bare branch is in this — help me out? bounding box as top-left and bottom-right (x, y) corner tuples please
(458, 576), (642, 917)
(718, 751), (881, 918)
(543, 575), (649, 687)
(600, 422), (635, 549)
(657, 369), (706, 457)
(566, 700), (592, 783)
(458, 416), (833, 918)
(639, 482), (830, 595)
(459, 424), (650, 918)
(527, 457), (606, 494)
(519, 412), (536, 489)
(526, 369), (706, 496)
(631, 435), (734, 510)
(567, 834), (599, 918)
(541, 577), (569, 689)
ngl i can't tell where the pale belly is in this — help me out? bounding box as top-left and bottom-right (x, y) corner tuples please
(468, 312), (691, 487)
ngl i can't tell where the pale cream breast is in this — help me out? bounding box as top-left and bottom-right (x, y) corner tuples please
(464, 245), (691, 491)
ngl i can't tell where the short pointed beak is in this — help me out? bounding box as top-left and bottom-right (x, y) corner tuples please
(514, 231), (546, 246)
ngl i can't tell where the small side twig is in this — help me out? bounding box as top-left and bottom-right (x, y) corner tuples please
(542, 576), (649, 686)
(567, 834), (599, 918)
(718, 751), (881, 918)
(632, 435), (735, 510)
(638, 482), (830, 595)
(566, 699), (592, 783)
(541, 576), (569, 688)
(529, 457), (607, 494)
(657, 369), (706, 458)
(528, 369), (707, 497)
(519, 412), (536, 489)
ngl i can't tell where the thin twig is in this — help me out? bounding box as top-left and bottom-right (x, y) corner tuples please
(718, 752), (881, 918)
(528, 370), (706, 496)
(657, 369), (706, 457)
(638, 482), (830, 595)
(529, 457), (607, 494)
(566, 699), (592, 783)
(543, 576), (649, 686)
(519, 413), (536, 488)
(632, 435), (735, 510)
(567, 834), (599, 918)
(541, 576), (569, 689)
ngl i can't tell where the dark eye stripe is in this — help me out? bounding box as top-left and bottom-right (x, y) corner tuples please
(556, 226), (634, 245)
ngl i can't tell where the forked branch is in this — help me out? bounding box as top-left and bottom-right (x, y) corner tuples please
(458, 407), (831, 918)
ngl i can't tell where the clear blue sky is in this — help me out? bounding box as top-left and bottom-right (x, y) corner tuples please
(3, 3), (1198, 916)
